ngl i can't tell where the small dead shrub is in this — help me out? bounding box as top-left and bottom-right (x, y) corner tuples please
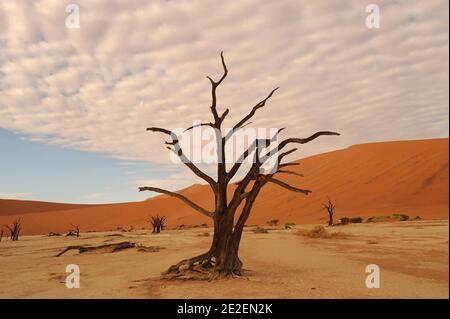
(68, 224), (80, 237)
(253, 226), (269, 234)
(366, 217), (375, 223)
(48, 232), (62, 237)
(367, 214), (410, 222)
(393, 214), (409, 221)
(284, 222), (296, 229)
(349, 217), (363, 223)
(5, 219), (22, 241)
(266, 219), (279, 226)
(198, 231), (210, 237)
(296, 226), (347, 239)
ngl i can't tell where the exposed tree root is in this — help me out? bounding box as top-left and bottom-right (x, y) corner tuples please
(161, 252), (245, 281)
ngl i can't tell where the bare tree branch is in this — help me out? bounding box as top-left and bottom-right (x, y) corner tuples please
(139, 187), (213, 218)
(227, 128), (284, 181)
(223, 122), (253, 143)
(278, 131), (340, 150)
(233, 87), (279, 130)
(207, 51), (228, 124)
(147, 127), (217, 188)
(233, 180), (263, 232)
(261, 176), (311, 195)
(239, 191), (251, 200)
(183, 122), (214, 132)
(274, 170), (304, 177)
(225, 87), (279, 141)
(219, 108), (230, 123)
(146, 127), (172, 135)
(277, 148), (298, 163)
(277, 162), (299, 169)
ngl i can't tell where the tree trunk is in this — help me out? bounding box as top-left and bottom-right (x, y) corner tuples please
(210, 210), (242, 276)
(162, 205), (243, 279)
(328, 211), (333, 226)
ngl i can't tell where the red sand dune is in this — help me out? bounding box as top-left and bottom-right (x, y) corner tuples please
(0, 200), (101, 216)
(0, 138), (448, 235)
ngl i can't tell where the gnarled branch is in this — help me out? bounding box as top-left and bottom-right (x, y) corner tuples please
(278, 131), (340, 151)
(227, 128), (284, 181)
(207, 51), (228, 124)
(225, 87), (279, 141)
(139, 187), (213, 218)
(278, 162), (299, 169)
(219, 108), (230, 123)
(274, 170), (304, 177)
(261, 176), (311, 195)
(147, 127), (216, 188)
(277, 148), (298, 163)
(184, 122), (214, 132)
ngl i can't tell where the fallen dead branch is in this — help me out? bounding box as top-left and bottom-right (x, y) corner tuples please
(54, 241), (164, 256)
(48, 232), (62, 236)
(135, 244), (165, 253)
(253, 226), (269, 233)
(54, 241), (135, 257)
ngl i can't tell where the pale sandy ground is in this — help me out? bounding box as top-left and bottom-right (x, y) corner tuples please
(0, 220), (448, 299)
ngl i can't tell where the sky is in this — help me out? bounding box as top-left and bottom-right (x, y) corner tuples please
(0, 0), (448, 203)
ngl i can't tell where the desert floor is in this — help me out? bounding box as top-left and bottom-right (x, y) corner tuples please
(0, 220), (448, 298)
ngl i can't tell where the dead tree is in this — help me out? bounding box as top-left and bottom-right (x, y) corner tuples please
(266, 219), (279, 226)
(150, 215), (166, 233)
(5, 219), (21, 241)
(323, 197), (336, 226)
(67, 223), (80, 237)
(139, 52), (339, 279)
(0, 228), (3, 241)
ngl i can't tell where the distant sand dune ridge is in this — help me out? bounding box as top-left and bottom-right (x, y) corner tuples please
(0, 138), (448, 235)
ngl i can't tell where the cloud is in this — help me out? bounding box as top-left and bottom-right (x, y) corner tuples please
(0, 0), (448, 188)
(0, 192), (32, 200)
(83, 192), (110, 199)
(133, 169), (208, 194)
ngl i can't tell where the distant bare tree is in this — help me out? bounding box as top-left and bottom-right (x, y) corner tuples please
(5, 219), (22, 241)
(266, 219), (279, 226)
(150, 215), (166, 233)
(71, 224), (80, 237)
(323, 197), (336, 226)
(0, 228), (4, 241)
(66, 223), (80, 237)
